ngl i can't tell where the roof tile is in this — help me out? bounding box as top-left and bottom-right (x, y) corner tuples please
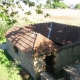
(5, 22), (80, 54)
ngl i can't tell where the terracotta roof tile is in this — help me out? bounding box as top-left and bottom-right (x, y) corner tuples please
(5, 22), (80, 54)
(5, 26), (37, 54)
(50, 23), (79, 45)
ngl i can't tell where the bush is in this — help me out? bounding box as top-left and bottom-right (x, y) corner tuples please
(44, 13), (51, 18)
(25, 11), (31, 15)
(53, 2), (68, 9)
(0, 19), (12, 42)
(18, 4), (22, 9)
(36, 8), (43, 14)
(29, 1), (35, 7)
(75, 3), (80, 9)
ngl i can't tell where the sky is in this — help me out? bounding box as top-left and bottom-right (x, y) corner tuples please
(64, 0), (80, 5)
(30, 0), (80, 5)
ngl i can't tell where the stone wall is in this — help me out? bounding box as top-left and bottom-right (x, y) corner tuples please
(6, 38), (35, 79)
(6, 38), (19, 61)
(55, 45), (80, 72)
(33, 55), (46, 80)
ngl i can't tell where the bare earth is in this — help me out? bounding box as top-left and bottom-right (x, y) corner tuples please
(28, 9), (80, 26)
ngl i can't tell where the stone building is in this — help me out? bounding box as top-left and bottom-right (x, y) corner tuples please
(5, 22), (80, 80)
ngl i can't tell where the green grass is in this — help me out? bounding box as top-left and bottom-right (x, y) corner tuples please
(0, 18), (12, 45)
(0, 38), (6, 44)
(0, 49), (33, 80)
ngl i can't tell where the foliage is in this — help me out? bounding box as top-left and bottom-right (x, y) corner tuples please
(44, 13), (51, 18)
(36, 8), (43, 14)
(46, 0), (52, 8)
(45, 0), (67, 9)
(0, 50), (19, 80)
(44, 4), (52, 9)
(75, 3), (80, 9)
(36, 4), (43, 14)
(36, 4), (42, 8)
(25, 11), (31, 15)
(16, 1), (19, 4)
(0, 49), (33, 80)
(18, 4), (22, 9)
(23, 0), (29, 5)
(0, 30), (4, 41)
(53, 2), (68, 9)
(53, 0), (60, 2)
(0, 3), (18, 25)
(0, 19), (12, 43)
(29, 1), (35, 7)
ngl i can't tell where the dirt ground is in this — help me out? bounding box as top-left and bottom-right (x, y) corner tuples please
(28, 9), (80, 26)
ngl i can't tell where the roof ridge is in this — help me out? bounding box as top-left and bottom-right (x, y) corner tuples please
(52, 21), (80, 27)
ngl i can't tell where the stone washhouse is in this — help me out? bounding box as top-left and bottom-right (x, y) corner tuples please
(5, 22), (80, 80)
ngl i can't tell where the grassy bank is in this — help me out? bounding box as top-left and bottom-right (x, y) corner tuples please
(0, 49), (33, 80)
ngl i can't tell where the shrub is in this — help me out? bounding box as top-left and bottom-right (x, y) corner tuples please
(53, 2), (68, 9)
(10, 11), (18, 17)
(44, 13), (51, 18)
(75, 3), (80, 9)
(29, 1), (35, 7)
(36, 8), (43, 14)
(18, 4), (22, 9)
(25, 11), (31, 15)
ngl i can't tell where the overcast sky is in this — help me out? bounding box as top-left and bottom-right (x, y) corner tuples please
(30, 0), (80, 5)
(64, 0), (80, 5)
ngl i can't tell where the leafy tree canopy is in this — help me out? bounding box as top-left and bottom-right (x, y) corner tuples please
(75, 3), (80, 9)
(45, 0), (67, 9)
(23, 0), (35, 7)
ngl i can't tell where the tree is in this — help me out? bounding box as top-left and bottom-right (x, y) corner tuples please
(45, 0), (67, 9)
(46, 0), (52, 8)
(53, 0), (60, 2)
(45, 0), (62, 8)
(53, 2), (68, 9)
(36, 4), (43, 14)
(29, 1), (35, 7)
(75, 3), (80, 9)
(46, 0), (61, 4)
(23, 0), (29, 5)
(0, 1), (18, 25)
(23, 0), (35, 7)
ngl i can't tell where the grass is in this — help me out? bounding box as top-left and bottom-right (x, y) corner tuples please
(0, 18), (12, 44)
(0, 49), (33, 80)
(0, 38), (6, 44)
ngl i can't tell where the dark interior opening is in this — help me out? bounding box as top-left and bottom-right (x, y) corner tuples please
(14, 46), (18, 55)
(45, 55), (54, 73)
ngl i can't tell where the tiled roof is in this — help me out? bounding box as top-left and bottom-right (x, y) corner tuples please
(5, 22), (80, 54)
(5, 26), (37, 54)
(26, 22), (80, 46)
(24, 22), (51, 37)
(50, 23), (80, 45)
(5, 23), (60, 55)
